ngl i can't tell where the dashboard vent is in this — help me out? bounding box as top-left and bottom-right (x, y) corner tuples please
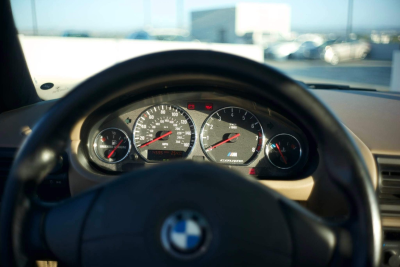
(0, 148), (17, 195)
(377, 157), (400, 206)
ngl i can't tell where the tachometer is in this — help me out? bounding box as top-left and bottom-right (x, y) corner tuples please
(93, 128), (131, 163)
(200, 107), (263, 165)
(133, 104), (196, 162)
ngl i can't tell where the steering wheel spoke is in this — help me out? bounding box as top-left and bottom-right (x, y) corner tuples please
(44, 191), (99, 266)
(279, 197), (343, 266)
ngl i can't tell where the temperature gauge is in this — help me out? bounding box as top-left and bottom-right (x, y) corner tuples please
(93, 128), (131, 163)
(266, 134), (301, 169)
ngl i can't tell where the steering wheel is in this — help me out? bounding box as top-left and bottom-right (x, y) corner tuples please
(1, 51), (381, 267)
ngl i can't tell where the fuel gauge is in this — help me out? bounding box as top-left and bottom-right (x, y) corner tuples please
(93, 128), (131, 163)
(266, 134), (301, 169)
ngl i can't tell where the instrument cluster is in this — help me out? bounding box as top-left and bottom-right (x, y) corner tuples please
(86, 92), (311, 179)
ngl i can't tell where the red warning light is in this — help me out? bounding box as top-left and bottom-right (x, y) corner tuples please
(249, 168), (256, 175)
(205, 103), (213, 110)
(187, 103), (195, 110)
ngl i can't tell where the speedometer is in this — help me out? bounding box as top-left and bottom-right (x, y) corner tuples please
(200, 107), (263, 165)
(133, 104), (196, 162)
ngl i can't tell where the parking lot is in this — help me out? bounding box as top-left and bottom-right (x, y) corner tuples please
(265, 60), (393, 91)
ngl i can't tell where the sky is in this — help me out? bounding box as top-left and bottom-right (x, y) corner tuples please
(11, 0), (400, 33)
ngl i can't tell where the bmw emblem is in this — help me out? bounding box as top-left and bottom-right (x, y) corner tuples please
(161, 210), (212, 259)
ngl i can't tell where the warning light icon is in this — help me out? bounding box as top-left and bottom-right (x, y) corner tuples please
(249, 168), (256, 175)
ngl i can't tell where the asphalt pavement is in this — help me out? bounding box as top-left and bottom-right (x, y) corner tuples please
(265, 59), (393, 91)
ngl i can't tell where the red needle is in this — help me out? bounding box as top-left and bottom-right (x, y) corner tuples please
(275, 143), (287, 165)
(139, 131), (172, 148)
(107, 139), (124, 159)
(206, 133), (240, 151)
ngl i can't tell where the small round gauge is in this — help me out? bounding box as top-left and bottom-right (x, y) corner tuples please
(93, 128), (131, 164)
(200, 107), (263, 165)
(133, 104), (196, 162)
(266, 134), (302, 169)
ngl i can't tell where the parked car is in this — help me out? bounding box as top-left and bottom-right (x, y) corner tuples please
(265, 34), (325, 60)
(293, 40), (336, 59)
(150, 28), (197, 42)
(62, 31), (90, 38)
(264, 41), (302, 60)
(323, 38), (371, 65)
(127, 29), (198, 42)
(126, 30), (155, 40)
(292, 41), (320, 59)
(153, 34), (197, 42)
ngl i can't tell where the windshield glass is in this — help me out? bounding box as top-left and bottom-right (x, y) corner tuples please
(11, 0), (400, 99)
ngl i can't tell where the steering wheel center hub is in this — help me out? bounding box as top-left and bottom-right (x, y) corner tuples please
(161, 210), (211, 259)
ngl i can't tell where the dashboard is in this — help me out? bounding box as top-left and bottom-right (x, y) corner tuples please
(2, 84), (400, 267)
(82, 91), (314, 179)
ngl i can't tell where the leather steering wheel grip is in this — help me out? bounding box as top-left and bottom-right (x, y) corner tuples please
(0, 50), (381, 267)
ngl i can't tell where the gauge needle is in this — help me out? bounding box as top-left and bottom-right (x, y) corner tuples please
(107, 139), (124, 159)
(139, 131), (172, 148)
(206, 133), (240, 151)
(275, 143), (287, 165)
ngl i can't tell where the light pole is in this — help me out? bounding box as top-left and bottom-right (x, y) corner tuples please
(346, 0), (353, 40)
(31, 0), (38, 35)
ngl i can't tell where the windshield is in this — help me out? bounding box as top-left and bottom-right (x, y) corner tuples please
(11, 0), (400, 99)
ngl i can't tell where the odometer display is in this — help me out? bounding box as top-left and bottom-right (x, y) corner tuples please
(133, 104), (196, 161)
(147, 150), (184, 161)
(200, 107), (263, 165)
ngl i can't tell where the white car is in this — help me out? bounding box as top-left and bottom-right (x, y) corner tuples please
(264, 41), (302, 59)
(323, 38), (371, 65)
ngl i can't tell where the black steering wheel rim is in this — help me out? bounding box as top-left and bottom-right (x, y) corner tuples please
(1, 50), (381, 267)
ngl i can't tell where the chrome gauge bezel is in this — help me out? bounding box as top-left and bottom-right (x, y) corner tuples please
(199, 106), (264, 166)
(265, 133), (302, 169)
(93, 127), (132, 164)
(132, 104), (197, 162)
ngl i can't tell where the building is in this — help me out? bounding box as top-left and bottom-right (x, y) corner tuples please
(191, 3), (291, 45)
